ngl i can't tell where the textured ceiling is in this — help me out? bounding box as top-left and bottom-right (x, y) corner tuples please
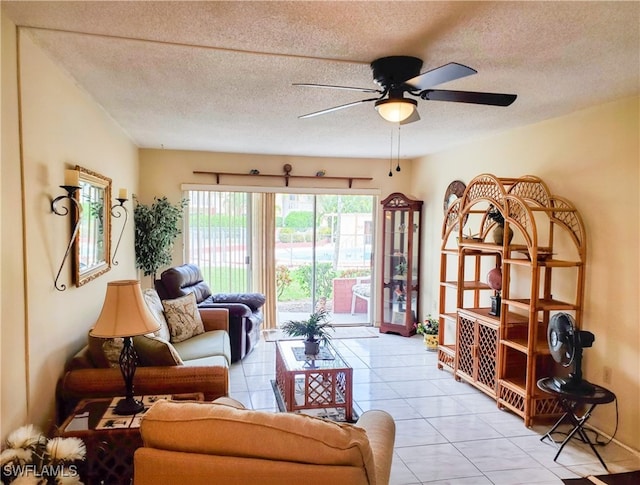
(3, 1), (639, 159)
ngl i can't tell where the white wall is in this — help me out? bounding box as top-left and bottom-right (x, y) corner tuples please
(1, 20), (139, 435)
(410, 95), (639, 451)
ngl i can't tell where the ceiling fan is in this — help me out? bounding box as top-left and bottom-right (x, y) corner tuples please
(294, 56), (517, 124)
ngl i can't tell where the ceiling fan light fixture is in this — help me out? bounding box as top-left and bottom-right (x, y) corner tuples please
(375, 98), (417, 123)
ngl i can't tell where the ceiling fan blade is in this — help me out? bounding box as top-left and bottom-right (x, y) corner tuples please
(419, 89), (517, 106)
(293, 83), (381, 94)
(404, 62), (477, 91)
(400, 109), (421, 125)
(298, 97), (379, 119)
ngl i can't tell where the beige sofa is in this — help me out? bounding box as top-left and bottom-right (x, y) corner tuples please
(57, 290), (231, 420)
(134, 397), (396, 485)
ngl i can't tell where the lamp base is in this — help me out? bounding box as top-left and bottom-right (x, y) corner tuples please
(488, 294), (501, 316)
(114, 396), (145, 415)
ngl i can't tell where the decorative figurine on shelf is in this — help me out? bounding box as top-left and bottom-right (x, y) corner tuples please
(395, 261), (407, 276)
(487, 205), (514, 245)
(249, 169), (260, 175)
(487, 266), (502, 316)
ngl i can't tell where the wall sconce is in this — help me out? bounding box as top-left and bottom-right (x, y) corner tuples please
(111, 188), (129, 266)
(51, 169), (82, 291)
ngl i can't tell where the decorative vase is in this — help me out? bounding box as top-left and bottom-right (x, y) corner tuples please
(492, 225), (514, 245)
(304, 339), (320, 355)
(423, 334), (438, 351)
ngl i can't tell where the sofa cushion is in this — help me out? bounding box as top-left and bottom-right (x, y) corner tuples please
(171, 330), (231, 364)
(140, 401), (376, 483)
(87, 330), (123, 368)
(181, 355), (229, 368)
(143, 289), (171, 341)
(133, 334), (184, 366)
(163, 293), (205, 343)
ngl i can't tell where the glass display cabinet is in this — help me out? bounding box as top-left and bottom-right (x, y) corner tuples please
(379, 193), (423, 336)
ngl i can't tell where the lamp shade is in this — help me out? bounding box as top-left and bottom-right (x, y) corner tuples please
(90, 280), (160, 338)
(375, 98), (417, 123)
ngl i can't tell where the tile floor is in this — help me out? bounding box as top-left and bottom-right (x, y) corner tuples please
(228, 332), (640, 485)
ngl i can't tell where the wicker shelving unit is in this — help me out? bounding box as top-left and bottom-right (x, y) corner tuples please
(437, 174), (586, 426)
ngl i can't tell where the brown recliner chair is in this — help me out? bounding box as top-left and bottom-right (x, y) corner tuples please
(155, 264), (265, 363)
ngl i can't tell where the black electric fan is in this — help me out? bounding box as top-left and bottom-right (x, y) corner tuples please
(547, 313), (595, 395)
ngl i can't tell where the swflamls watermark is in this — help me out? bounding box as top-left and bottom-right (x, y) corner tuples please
(2, 463), (80, 477)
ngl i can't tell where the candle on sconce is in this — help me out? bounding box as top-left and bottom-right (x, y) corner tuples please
(118, 188), (128, 199)
(64, 169), (80, 187)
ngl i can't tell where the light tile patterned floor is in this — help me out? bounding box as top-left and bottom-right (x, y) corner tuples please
(229, 332), (640, 484)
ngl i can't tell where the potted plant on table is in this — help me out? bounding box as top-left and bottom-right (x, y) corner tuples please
(415, 315), (439, 351)
(281, 309), (334, 356)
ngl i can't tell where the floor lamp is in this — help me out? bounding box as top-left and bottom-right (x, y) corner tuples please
(90, 280), (160, 415)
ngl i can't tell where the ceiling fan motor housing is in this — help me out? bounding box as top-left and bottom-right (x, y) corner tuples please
(371, 56), (423, 89)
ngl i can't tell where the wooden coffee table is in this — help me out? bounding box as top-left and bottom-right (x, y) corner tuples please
(275, 340), (353, 421)
(58, 393), (203, 485)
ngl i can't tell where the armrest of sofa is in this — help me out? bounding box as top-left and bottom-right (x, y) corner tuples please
(354, 410), (396, 485)
(57, 365), (228, 423)
(211, 293), (266, 312)
(198, 307), (229, 333)
(199, 300), (252, 320)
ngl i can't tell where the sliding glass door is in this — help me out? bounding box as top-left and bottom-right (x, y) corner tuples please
(275, 193), (374, 326)
(185, 190), (252, 293)
(186, 190), (376, 327)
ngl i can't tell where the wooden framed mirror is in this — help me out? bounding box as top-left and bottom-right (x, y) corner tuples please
(74, 166), (112, 287)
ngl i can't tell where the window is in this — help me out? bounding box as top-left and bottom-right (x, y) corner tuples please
(185, 190), (251, 293)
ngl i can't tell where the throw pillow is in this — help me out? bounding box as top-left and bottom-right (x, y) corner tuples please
(133, 334), (183, 366)
(87, 329), (123, 368)
(162, 293), (205, 343)
(143, 288), (171, 341)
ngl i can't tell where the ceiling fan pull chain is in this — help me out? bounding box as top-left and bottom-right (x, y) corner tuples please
(396, 124), (401, 172)
(389, 127), (394, 176)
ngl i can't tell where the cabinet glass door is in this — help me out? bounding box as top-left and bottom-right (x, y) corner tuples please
(379, 193), (422, 336)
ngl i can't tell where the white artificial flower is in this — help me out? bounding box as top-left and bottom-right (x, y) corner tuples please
(5, 426), (43, 450)
(8, 476), (41, 485)
(0, 448), (32, 465)
(55, 474), (84, 485)
(45, 438), (86, 462)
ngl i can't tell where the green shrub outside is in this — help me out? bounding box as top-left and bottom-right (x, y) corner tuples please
(284, 211), (314, 229)
(293, 263), (336, 299)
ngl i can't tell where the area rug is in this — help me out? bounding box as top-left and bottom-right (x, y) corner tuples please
(562, 470), (640, 484)
(270, 380), (358, 423)
(263, 325), (378, 342)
